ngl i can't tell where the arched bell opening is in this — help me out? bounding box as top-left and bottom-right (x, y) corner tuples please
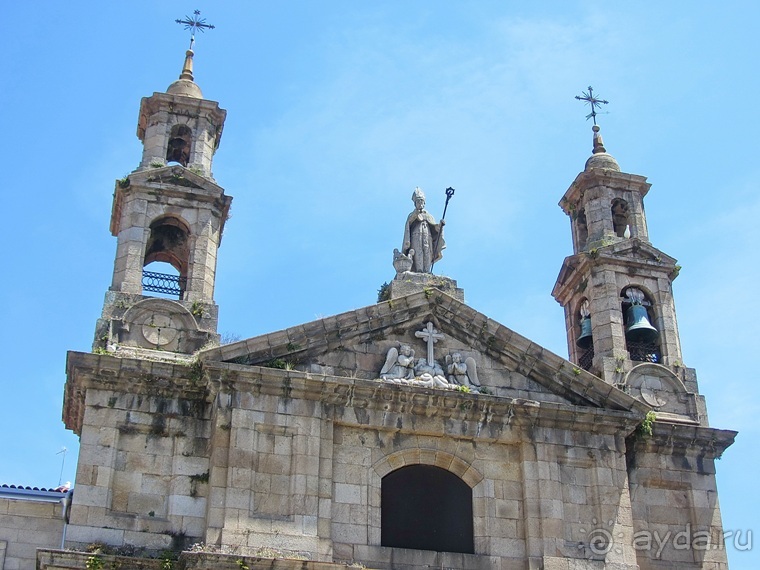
(166, 124), (193, 167)
(574, 207), (589, 251)
(621, 286), (660, 363)
(381, 464), (473, 554)
(611, 198), (630, 238)
(142, 216), (190, 299)
(575, 298), (594, 370)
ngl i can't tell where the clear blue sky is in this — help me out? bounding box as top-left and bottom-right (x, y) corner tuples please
(2, 2), (758, 567)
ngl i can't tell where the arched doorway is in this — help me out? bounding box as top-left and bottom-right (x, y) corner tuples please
(381, 464), (473, 554)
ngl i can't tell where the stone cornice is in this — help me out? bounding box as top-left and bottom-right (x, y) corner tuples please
(63, 351), (205, 434)
(628, 422), (737, 459)
(37, 550), (371, 570)
(560, 169), (651, 212)
(110, 166), (231, 236)
(130, 165), (226, 195)
(65, 288), (653, 438)
(553, 240), (679, 302)
(203, 361), (644, 438)
(63, 350), (644, 440)
(137, 92), (226, 146)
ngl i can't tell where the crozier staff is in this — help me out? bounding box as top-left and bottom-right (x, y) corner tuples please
(430, 187), (454, 272)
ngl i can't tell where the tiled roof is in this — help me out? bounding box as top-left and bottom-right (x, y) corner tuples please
(0, 483), (71, 502)
(1, 483), (69, 493)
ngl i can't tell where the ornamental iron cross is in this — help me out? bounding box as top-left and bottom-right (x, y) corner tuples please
(415, 322), (445, 366)
(575, 86), (609, 125)
(176, 10), (215, 49)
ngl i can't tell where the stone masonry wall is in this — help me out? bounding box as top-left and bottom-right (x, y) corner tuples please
(65, 386), (210, 551)
(200, 362), (643, 569)
(207, 389), (333, 560)
(327, 422), (639, 570)
(0, 498), (64, 570)
(62, 343), (732, 569)
(628, 427), (732, 570)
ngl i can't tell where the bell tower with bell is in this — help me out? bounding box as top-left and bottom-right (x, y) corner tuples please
(93, 12), (232, 355)
(552, 89), (683, 384)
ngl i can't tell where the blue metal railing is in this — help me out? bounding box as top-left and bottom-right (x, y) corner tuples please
(142, 270), (186, 297)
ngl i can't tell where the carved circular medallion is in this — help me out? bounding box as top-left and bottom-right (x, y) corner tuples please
(639, 379), (667, 408)
(141, 313), (179, 346)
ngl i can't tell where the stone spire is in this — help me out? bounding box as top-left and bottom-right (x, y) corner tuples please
(136, 41), (224, 174)
(593, 124), (605, 151)
(166, 48), (203, 99)
(584, 125), (620, 172)
(179, 48), (195, 81)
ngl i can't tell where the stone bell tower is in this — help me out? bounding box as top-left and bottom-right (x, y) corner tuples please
(93, 43), (232, 355)
(552, 125), (683, 384)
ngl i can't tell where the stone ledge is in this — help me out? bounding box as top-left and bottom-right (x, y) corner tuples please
(351, 545), (502, 570)
(627, 422), (737, 459)
(63, 351), (207, 434)
(204, 362), (643, 437)
(37, 550), (377, 570)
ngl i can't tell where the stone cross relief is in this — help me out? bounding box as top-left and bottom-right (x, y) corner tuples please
(415, 322), (444, 367)
(378, 321), (480, 391)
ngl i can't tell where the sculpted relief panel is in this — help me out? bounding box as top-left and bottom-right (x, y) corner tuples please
(623, 363), (697, 420)
(377, 322), (481, 392)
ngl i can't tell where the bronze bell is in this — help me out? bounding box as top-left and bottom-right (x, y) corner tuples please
(576, 316), (593, 348)
(625, 304), (659, 343)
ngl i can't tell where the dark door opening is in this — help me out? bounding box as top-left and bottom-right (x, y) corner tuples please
(381, 464), (474, 554)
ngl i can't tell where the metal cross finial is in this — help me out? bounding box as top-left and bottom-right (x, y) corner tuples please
(176, 10), (215, 50)
(575, 86), (609, 126)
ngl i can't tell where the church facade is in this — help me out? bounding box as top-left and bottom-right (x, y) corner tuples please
(22, 37), (735, 570)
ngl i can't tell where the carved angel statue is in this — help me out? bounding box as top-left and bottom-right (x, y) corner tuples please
(380, 344), (416, 380)
(446, 353), (480, 389)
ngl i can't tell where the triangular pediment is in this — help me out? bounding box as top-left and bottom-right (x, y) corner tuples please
(200, 290), (647, 414)
(605, 239), (677, 266)
(110, 166), (231, 236)
(553, 239), (679, 301)
(126, 165), (224, 194)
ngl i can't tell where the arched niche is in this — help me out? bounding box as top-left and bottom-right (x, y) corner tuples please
(166, 124), (193, 167)
(144, 216), (190, 273)
(575, 207), (589, 251)
(611, 198), (630, 238)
